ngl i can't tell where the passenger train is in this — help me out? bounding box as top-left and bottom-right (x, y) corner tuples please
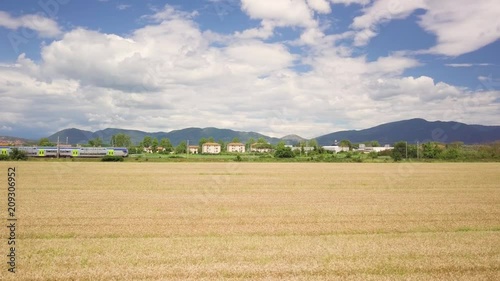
(0, 146), (128, 158)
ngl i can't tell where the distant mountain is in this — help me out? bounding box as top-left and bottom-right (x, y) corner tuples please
(316, 118), (500, 145)
(48, 127), (281, 145)
(45, 118), (500, 146)
(280, 134), (307, 145)
(47, 128), (94, 144)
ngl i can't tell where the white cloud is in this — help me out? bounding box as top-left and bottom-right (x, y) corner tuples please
(367, 55), (421, 75)
(351, 0), (426, 46)
(117, 4), (131, 11)
(329, 0), (370, 5)
(239, 0), (321, 42)
(419, 0), (500, 56)
(241, 0), (317, 28)
(445, 63), (493, 68)
(234, 20), (274, 39)
(0, 11), (62, 37)
(307, 0), (331, 13)
(350, 0), (500, 56)
(143, 4), (199, 22)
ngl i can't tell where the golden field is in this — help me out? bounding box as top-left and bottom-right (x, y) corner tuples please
(1, 162), (499, 280)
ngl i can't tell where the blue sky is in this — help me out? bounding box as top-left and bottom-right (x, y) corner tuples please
(0, 0), (499, 139)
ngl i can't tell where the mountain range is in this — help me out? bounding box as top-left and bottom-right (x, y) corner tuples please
(47, 127), (282, 146)
(12, 118), (500, 146)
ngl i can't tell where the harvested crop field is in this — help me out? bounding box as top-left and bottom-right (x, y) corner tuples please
(1, 162), (499, 280)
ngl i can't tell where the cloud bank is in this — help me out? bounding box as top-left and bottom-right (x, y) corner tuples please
(0, 2), (499, 139)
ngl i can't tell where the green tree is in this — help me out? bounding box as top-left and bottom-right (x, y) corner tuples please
(88, 137), (103, 147)
(152, 138), (159, 153)
(231, 137), (240, 143)
(218, 139), (226, 151)
(422, 142), (443, 159)
(371, 140), (380, 147)
(391, 141), (406, 161)
(208, 137), (215, 143)
(199, 137), (208, 151)
(113, 133), (132, 147)
(246, 137), (256, 151)
(339, 139), (352, 150)
(175, 141), (187, 154)
(274, 141), (295, 158)
(142, 136), (152, 148)
(9, 148), (28, 161)
(308, 139), (319, 151)
(257, 137), (267, 144)
(300, 141), (306, 156)
(38, 138), (54, 146)
(440, 147), (461, 160)
(160, 138), (173, 153)
(407, 144), (418, 158)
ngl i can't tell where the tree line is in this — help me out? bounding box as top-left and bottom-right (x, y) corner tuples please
(389, 141), (500, 161)
(33, 135), (500, 161)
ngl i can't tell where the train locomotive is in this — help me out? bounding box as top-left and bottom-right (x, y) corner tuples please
(0, 146), (128, 158)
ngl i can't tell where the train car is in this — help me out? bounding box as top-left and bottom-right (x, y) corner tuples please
(74, 147), (129, 157)
(0, 147), (128, 158)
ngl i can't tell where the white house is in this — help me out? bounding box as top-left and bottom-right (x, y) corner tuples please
(227, 143), (245, 153)
(202, 142), (221, 154)
(188, 145), (199, 154)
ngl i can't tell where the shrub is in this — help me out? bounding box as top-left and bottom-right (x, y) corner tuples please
(10, 148), (28, 161)
(274, 147), (295, 158)
(168, 155), (184, 159)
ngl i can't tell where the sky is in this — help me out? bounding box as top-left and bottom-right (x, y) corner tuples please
(0, 0), (499, 139)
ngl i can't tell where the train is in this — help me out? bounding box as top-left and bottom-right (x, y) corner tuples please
(0, 146), (128, 158)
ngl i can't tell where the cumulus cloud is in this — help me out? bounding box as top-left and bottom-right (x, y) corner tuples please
(419, 0), (500, 56)
(307, 0), (331, 13)
(351, 0), (426, 46)
(0, 10), (62, 37)
(239, 0), (323, 44)
(350, 0), (500, 56)
(241, 0), (316, 28)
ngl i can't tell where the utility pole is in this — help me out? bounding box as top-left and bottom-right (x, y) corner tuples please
(57, 136), (60, 159)
(186, 140), (189, 158)
(405, 141), (408, 160)
(417, 141), (419, 159)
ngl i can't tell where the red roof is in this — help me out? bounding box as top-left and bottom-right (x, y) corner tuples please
(227, 143), (244, 146)
(202, 142), (220, 146)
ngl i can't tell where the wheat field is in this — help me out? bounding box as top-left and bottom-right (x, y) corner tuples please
(0, 162), (499, 280)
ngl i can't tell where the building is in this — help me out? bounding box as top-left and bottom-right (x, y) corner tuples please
(227, 143), (245, 153)
(202, 142), (221, 154)
(356, 144), (393, 153)
(291, 146), (315, 153)
(188, 145), (199, 154)
(250, 143), (272, 153)
(0, 140), (24, 146)
(322, 146), (350, 153)
(371, 145), (393, 152)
